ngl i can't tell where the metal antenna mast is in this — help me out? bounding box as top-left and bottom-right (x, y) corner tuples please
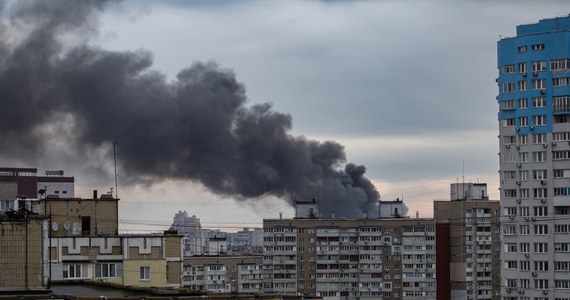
(114, 141), (119, 199)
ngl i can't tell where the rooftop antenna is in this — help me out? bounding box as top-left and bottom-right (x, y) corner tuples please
(113, 141), (119, 199)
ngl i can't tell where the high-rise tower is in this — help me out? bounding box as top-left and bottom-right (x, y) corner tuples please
(498, 15), (570, 298)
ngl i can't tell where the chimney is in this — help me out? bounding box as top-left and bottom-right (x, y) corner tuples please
(93, 190), (98, 199)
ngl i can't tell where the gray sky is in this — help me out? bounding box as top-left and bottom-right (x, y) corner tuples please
(3, 0), (569, 232)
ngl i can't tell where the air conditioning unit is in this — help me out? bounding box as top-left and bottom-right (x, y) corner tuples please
(530, 126), (535, 130)
(531, 217), (536, 221)
(541, 89), (546, 94)
(533, 71), (539, 76)
(517, 163), (522, 168)
(524, 217), (530, 221)
(543, 143), (548, 148)
(516, 145), (521, 150)
(522, 72), (527, 77)
(543, 290), (548, 295)
(506, 144), (511, 149)
(516, 199), (521, 204)
(506, 288), (511, 293)
(525, 253), (529, 258)
(519, 289), (525, 294)
(552, 141), (557, 146)
(516, 181), (521, 185)
(541, 180), (546, 185)
(509, 215), (515, 220)
(541, 198), (547, 203)
(532, 272), (537, 276)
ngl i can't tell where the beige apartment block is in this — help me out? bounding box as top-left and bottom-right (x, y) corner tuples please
(263, 217), (437, 300)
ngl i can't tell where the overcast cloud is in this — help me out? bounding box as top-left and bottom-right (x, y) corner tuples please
(2, 0), (568, 231)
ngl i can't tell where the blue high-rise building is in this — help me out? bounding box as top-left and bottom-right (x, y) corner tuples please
(497, 15), (570, 299)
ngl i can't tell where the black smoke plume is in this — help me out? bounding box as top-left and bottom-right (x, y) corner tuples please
(0, 0), (379, 218)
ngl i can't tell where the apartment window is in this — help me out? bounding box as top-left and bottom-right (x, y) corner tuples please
(519, 98), (528, 109)
(534, 224), (548, 235)
(531, 44), (545, 51)
(555, 224), (569, 233)
(535, 261), (549, 271)
(553, 77), (570, 87)
(555, 280), (570, 289)
(96, 263), (121, 278)
(519, 225), (530, 235)
(520, 243), (530, 253)
(519, 171), (529, 181)
(532, 79), (546, 90)
(532, 152), (547, 162)
(553, 151), (570, 160)
(505, 207), (517, 215)
(506, 261), (518, 269)
(505, 243), (518, 253)
(503, 118), (516, 127)
(532, 169), (547, 179)
(506, 278), (518, 288)
(504, 136), (516, 145)
(519, 134), (528, 145)
(554, 243), (570, 252)
(140, 266), (150, 280)
(503, 153), (517, 163)
(532, 133), (546, 144)
(519, 206), (529, 216)
(534, 279), (548, 290)
(518, 80), (527, 91)
(503, 82), (516, 93)
(518, 46), (528, 53)
(534, 206), (548, 216)
(520, 260), (531, 271)
(555, 261), (570, 271)
(533, 115), (547, 126)
(503, 171), (516, 180)
(503, 225), (516, 235)
(554, 187), (570, 196)
(501, 99), (516, 110)
(554, 132), (570, 141)
(534, 243), (548, 253)
(554, 169), (570, 178)
(551, 58), (570, 71)
(532, 97), (547, 107)
(554, 96), (570, 112)
(519, 152), (528, 163)
(519, 116), (528, 127)
(556, 116), (569, 126)
(63, 264), (84, 279)
(532, 61), (546, 72)
(504, 189), (517, 198)
(533, 188), (547, 198)
(503, 64), (515, 73)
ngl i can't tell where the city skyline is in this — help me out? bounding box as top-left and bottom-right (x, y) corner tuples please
(0, 1), (568, 232)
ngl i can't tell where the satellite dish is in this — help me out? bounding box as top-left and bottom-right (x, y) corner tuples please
(51, 223), (59, 231)
(64, 222), (70, 230)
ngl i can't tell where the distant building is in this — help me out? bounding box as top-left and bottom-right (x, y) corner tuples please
(263, 217), (437, 300)
(379, 199), (408, 219)
(497, 15), (570, 299)
(171, 210), (201, 235)
(227, 228), (264, 254)
(183, 256), (263, 293)
(433, 183), (500, 300)
(0, 167), (74, 211)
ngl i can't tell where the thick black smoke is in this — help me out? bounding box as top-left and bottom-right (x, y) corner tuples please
(0, 0), (379, 218)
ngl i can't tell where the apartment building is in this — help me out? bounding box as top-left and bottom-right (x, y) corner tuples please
(434, 183), (501, 300)
(262, 216), (437, 300)
(0, 167), (74, 211)
(497, 15), (570, 299)
(183, 256), (263, 293)
(0, 212), (48, 290)
(41, 194), (183, 288)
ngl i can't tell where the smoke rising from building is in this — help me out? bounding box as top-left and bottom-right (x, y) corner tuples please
(0, 0), (379, 217)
